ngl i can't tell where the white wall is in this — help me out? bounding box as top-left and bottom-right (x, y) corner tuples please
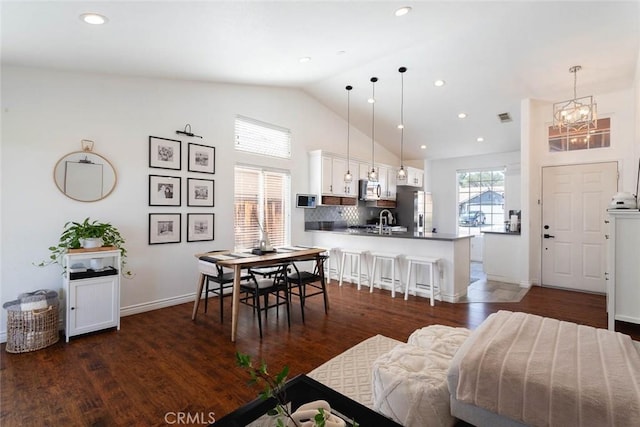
(0, 66), (399, 339)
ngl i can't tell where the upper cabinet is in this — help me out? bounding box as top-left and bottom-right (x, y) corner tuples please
(309, 150), (358, 205)
(397, 166), (424, 188)
(377, 165), (397, 200)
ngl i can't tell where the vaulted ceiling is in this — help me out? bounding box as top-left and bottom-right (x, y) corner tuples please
(3, 1), (638, 160)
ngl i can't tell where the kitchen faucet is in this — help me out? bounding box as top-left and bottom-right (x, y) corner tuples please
(379, 209), (393, 235)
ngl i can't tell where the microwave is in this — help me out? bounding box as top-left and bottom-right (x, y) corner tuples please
(296, 193), (317, 208)
(359, 179), (381, 201)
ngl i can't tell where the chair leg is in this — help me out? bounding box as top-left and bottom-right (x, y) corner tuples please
(219, 283), (225, 323)
(204, 277), (210, 313)
(255, 292), (263, 339)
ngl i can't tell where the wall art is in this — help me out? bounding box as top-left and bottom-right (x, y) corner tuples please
(188, 143), (215, 174)
(149, 213), (181, 245)
(187, 213), (214, 242)
(187, 178), (214, 207)
(149, 175), (181, 206)
(149, 136), (181, 170)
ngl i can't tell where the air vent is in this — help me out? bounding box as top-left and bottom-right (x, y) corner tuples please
(498, 112), (512, 123)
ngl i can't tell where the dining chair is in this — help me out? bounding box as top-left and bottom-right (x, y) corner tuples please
(240, 262), (291, 338)
(287, 255), (329, 323)
(200, 260), (251, 323)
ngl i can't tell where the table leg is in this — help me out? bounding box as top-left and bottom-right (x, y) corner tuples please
(231, 266), (242, 342)
(192, 273), (205, 321)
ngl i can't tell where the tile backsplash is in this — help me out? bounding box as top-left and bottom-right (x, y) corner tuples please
(304, 205), (383, 229)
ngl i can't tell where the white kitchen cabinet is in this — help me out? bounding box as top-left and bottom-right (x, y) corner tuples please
(377, 164), (397, 200)
(398, 166), (424, 188)
(606, 210), (640, 330)
(63, 247), (121, 342)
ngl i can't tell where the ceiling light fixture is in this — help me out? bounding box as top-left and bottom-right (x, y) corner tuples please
(80, 13), (108, 25)
(397, 67), (408, 182)
(420, 145), (427, 150)
(477, 137), (484, 142)
(395, 6), (412, 17)
(344, 85), (353, 184)
(368, 77), (379, 182)
(553, 65), (597, 132)
(458, 112), (467, 119)
(434, 80), (445, 87)
(299, 56), (311, 63)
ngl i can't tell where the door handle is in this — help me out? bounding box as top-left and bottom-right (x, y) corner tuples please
(543, 234), (555, 239)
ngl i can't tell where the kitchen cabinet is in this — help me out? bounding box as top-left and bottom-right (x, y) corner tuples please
(63, 247), (121, 342)
(606, 210), (640, 330)
(398, 166), (423, 188)
(377, 164), (397, 200)
(309, 150), (358, 205)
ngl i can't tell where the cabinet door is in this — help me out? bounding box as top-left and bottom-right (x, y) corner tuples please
(359, 162), (373, 180)
(331, 157), (348, 196)
(387, 168), (397, 199)
(345, 160), (360, 196)
(68, 276), (119, 337)
(377, 165), (389, 198)
(321, 156), (333, 195)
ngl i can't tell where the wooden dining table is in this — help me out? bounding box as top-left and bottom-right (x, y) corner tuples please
(192, 246), (327, 342)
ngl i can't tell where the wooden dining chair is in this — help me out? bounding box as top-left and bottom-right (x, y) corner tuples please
(287, 255), (329, 323)
(239, 262), (291, 338)
(202, 262), (252, 323)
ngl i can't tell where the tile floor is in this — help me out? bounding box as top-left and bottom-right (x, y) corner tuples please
(457, 261), (529, 303)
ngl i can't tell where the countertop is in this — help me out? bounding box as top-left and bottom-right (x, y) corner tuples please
(482, 230), (521, 235)
(305, 228), (472, 241)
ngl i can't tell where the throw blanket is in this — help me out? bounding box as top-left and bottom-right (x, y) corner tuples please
(456, 311), (640, 427)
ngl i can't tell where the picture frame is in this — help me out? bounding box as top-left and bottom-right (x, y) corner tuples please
(187, 213), (214, 242)
(188, 143), (215, 174)
(149, 175), (181, 206)
(187, 178), (214, 207)
(149, 213), (181, 245)
(149, 136), (181, 170)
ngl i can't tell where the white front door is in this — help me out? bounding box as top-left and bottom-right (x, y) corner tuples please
(541, 162), (617, 293)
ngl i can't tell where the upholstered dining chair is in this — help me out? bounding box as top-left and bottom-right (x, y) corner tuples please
(287, 255), (329, 323)
(240, 262), (291, 338)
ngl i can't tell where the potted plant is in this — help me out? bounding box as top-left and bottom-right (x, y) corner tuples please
(36, 218), (131, 276)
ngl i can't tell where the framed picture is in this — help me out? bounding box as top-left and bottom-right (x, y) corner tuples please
(149, 213), (181, 245)
(187, 213), (214, 242)
(187, 178), (214, 207)
(149, 136), (181, 170)
(188, 143), (215, 174)
(149, 175), (181, 206)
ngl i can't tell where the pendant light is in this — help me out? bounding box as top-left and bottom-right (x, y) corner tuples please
(344, 85), (353, 184)
(397, 67), (407, 181)
(552, 65), (597, 132)
(368, 77), (378, 182)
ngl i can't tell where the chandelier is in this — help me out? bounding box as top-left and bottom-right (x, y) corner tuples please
(397, 67), (407, 181)
(553, 65), (597, 132)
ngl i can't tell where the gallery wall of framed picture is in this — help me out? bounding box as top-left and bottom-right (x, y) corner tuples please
(147, 135), (216, 244)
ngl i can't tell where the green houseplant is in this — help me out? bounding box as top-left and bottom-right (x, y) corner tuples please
(36, 218), (131, 276)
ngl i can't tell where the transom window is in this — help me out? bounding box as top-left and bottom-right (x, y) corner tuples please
(548, 117), (610, 152)
(457, 168), (505, 236)
(234, 115), (291, 159)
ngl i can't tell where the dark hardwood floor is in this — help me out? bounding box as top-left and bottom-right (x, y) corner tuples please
(1, 282), (638, 426)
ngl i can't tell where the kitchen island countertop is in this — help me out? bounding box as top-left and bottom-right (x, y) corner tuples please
(306, 228), (472, 242)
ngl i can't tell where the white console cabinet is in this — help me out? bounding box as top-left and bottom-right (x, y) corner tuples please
(63, 247), (121, 342)
(606, 210), (640, 330)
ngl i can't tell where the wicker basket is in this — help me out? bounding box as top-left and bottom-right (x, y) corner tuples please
(5, 304), (60, 353)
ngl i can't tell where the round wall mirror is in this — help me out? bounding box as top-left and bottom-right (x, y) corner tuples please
(53, 151), (117, 202)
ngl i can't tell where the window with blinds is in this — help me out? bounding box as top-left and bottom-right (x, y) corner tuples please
(234, 166), (291, 250)
(234, 115), (291, 159)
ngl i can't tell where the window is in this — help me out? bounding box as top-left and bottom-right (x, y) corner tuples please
(234, 115), (291, 159)
(457, 168), (505, 236)
(234, 166), (291, 250)
(548, 117), (610, 152)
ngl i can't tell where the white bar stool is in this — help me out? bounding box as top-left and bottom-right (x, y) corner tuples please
(339, 249), (371, 290)
(370, 252), (403, 297)
(328, 247), (342, 281)
(404, 255), (441, 306)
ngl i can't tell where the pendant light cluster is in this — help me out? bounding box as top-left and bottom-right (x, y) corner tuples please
(343, 67), (409, 184)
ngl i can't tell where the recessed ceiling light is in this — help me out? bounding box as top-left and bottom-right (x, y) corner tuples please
(397, 124), (404, 129)
(477, 137), (484, 142)
(434, 80), (445, 87)
(299, 57), (311, 63)
(458, 112), (467, 119)
(395, 6), (412, 17)
(367, 98), (375, 104)
(80, 13), (108, 25)
(336, 50), (346, 56)
(420, 144), (427, 150)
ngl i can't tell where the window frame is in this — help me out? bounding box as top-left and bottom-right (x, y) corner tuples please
(456, 167), (506, 236)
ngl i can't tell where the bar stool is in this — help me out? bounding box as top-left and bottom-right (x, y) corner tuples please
(404, 255), (441, 306)
(339, 249), (371, 290)
(322, 247), (342, 281)
(370, 252), (403, 297)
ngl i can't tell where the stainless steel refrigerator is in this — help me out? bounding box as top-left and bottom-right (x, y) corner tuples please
(395, 187), (425, 233)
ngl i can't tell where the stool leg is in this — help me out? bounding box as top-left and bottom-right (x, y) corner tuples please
(391, 259), (396, 298)
(370, 256), (378, 293)
(339, 252), (347, 287)
(404, 261), (412, 300)
(356, 254), (362, 290)
(429, 263), (435, 306)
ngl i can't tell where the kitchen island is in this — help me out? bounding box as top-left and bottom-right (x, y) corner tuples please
(308, 229), (472, 302)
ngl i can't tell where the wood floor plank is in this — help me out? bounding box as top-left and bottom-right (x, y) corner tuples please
(1, 282), (638, 426)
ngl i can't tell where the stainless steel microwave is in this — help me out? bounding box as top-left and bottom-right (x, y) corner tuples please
(359, 179), (381, 201)
(296, 193), (317, 208)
